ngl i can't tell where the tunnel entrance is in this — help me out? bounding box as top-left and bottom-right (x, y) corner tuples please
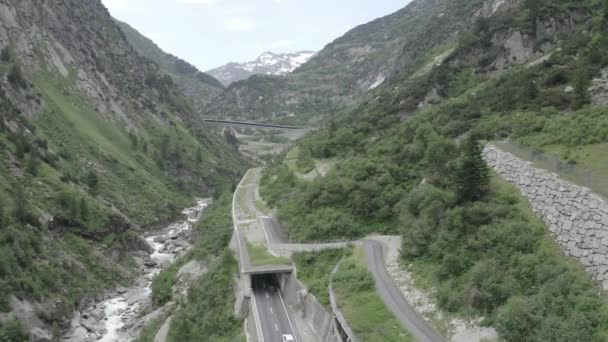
(251, 273), (279, 292)
(250, 273), (298, 341)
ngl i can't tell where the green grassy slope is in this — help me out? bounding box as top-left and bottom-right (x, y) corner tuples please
(0, 22), (245, 338)
(116, 20), (224, 110)
(260, 0), (608, 340)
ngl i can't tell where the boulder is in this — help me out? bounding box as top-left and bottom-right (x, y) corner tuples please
(30, 327), (52, 342)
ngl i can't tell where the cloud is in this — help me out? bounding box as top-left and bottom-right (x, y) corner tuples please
(101, 0), (131, 12)
(223, 18), (257, 32)
(270, 40), (296, 49)
(175, 0), (220, 4)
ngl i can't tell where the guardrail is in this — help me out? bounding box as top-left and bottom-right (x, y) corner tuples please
(329, 259), (358, 342)
(494, 139), (608, 199)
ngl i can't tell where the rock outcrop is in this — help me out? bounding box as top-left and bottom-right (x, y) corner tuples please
(483, 145), (608, 289)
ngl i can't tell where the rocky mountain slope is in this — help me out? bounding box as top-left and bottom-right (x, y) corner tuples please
(116, 20), (224, 114)
(207, 51), (316, 86)
(260, 0), (608, 341)
(0, 0), (245, 339)
(204, 0), (520, 124)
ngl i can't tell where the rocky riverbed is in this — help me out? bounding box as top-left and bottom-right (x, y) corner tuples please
(62, 199), (211, 342)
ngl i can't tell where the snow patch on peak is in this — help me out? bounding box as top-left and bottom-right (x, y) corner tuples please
(207, 51), (317, 86)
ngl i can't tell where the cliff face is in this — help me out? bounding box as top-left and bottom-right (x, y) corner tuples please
(0, 0), (245, 338)
(204, 0), (590, 125)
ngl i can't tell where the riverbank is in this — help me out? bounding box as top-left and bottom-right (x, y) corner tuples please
(62, 199), (211, 341)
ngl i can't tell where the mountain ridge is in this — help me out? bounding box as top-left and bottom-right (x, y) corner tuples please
(0, 0), (245, 338)
(115, 20), (225, 115)
(207, 51), (316, 86)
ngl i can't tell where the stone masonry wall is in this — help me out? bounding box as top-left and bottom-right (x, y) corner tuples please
(483, 145), (608, 290)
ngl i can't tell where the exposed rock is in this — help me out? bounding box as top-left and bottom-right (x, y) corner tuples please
(30, 328), (52, 342)
(484, 145), (608, 289)
(590, 67), (608, 105)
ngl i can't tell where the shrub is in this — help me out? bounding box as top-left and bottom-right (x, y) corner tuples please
(7, 65), (26, 88)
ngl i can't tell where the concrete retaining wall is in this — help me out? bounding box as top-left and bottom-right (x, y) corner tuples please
(281, 271), (342, 342)
(483, 145), (608, 289)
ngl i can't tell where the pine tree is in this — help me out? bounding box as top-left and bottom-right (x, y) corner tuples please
(0, 197), (6, 227)
(195, 147), (203, 165)
(85, 170), (99, 192)
(14, 186), (29, 223)
(454, 135), (490, 203)
(573, 57), (590, 109)
(0, 46), (10, 63)
(80, 197), (89, 222)
(526, 80), (539, 100)
(70, 196), (79, 220)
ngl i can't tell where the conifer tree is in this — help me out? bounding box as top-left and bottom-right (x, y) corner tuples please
(454, 135), (489, 203)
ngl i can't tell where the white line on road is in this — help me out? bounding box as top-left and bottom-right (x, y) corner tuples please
(274, 324), (279, 332)
(270, 307), (273, 314)
(276, 276), (298, 342)
(251, 292), (264, 342)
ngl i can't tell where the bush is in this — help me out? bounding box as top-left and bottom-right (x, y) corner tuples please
(7, 65), (26, 88)
(0, 47), (10, 63)
(0, 319), (29, 342)
(167, 251), (242, 341)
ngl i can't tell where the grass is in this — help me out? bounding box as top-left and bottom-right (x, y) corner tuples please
(333, 247), (414, 342)
(542, 143), (608, 177)
(285, 146), (300, 171)
(235, 186), (253, 219)
(167, 251), (245, 342)
(135, 312), (170, 342)
(285, 146), (336, 180)
(247, 243), (291, 266)
(254, 198), (271, 215)
(494, 140), (608, 198)
(293, 248), (349, 307)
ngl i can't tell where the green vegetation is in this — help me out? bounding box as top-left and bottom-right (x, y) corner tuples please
(333, 248), (413, 342)
(0, 319), (29, 342)
(116, 19), (224, 111)
(151, 258), (188, 307)
(0, 35), (243, 332)
(135, 312), (170, 342)
(260, 2), (608, 340)
(293, 248), (348, 307)
(247, 243), (291, 266)
(168, 251), (244, 342)
(138, 193), (244, 341)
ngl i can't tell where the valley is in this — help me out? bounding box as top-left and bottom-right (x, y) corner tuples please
(2, 0), (608, 341)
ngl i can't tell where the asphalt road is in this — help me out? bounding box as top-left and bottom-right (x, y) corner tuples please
(364, 240), (445, 342)
(243, 169), (289, 244)
(251, 274), (298, 342)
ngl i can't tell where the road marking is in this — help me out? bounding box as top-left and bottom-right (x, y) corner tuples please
(269, 307), (273, 314)
(276, 276), (298, 342)
(260, 218), (271, 244)
(266, 293), (270, 299)
(251, 292), (265, 342)
(274, 323), (279, 332)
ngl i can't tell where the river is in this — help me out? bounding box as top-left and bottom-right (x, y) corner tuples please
(63, 199), (210, 342)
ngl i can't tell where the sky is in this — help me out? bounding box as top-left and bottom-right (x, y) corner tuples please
(101, 0), (411, 71)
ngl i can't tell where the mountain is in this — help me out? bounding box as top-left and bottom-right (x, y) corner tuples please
(0, 0), (245, 338)
(116, 20), (224, 114)
(259, 0), (608, 340)
(207, 51), (316, 86)
(203, 0), (513, 124)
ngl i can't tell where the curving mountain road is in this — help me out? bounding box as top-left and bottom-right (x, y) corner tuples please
(364, 240), (444, 342)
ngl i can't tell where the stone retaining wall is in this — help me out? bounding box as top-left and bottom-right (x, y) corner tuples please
(282, 272), (342, 342)
(483, 145), (608, 289)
